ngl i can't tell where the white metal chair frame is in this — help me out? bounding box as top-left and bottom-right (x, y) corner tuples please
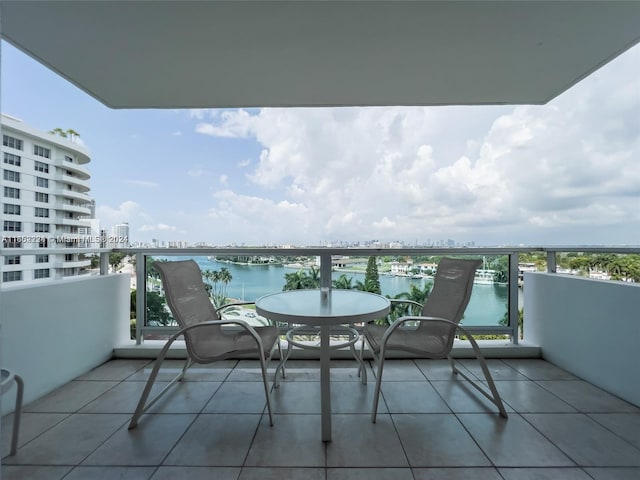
(129, 261), (283, 429)
(274, 323), (365, 388)
(363, 258), (508, 422)
(1, 368), (24, 456)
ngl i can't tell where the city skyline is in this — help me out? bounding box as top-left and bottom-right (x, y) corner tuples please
(2, 41), (638, 247)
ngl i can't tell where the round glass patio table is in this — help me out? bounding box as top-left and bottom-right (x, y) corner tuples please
(256, 289), (390, 441)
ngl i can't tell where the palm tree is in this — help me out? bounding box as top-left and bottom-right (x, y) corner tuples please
(332, 274), (354, 290)
(388, 282), (433, 322)
(218, 267), (233, 301)
(49, 127), (67, 138)
(282, 268), (320, 291)
(66, 128), (80, 142)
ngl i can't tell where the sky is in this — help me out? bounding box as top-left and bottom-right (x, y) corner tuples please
(1, 41), (639, 247)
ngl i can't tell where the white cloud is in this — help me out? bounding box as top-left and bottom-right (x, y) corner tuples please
(186, 46), (639, 245)
(139, 223), (179, 232)
(124, 179), (159, 188)
(96, 201), (150, 227)
(187, 167), (209, 177)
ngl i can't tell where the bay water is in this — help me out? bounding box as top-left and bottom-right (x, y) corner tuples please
(158, 256), (509, 327)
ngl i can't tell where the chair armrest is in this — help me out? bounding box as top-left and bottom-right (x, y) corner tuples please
(381, 315), (455, 345)
(218, 301), (255, 311)
(389, 299), (424, 309)
(385, 299), (424, 324)
(176, 319), (267, 353)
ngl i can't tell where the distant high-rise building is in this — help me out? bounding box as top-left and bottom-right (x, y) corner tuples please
(1, 114), (94, 283)
(110, 222), (130, 247)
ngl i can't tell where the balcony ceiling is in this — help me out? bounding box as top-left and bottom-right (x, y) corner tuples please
(1, 1), (639, 109)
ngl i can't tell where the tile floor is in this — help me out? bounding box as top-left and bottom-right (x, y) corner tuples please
(2, 358), (639, 480)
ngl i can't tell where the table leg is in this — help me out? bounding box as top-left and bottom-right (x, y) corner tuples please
(320, 324), (331, 441)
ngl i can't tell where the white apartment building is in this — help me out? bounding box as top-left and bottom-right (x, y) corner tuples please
(1, 114), (95, 283)
(110, 222), (130, 247)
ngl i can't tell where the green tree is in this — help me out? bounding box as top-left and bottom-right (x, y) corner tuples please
(332, 274), (354, 289)
(388, 282), (433, 322)
(360, 257), (381, 294)
(109, 252), (126, 272)
(146, 291), (173, 326)
(500, 307), (524, 339)
(201, 267), (234, 306)
(283, 267), (321, 290)
(49, 127), (67, 138)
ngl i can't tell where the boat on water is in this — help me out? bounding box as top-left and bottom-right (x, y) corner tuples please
(474, 256), (497, 285)
(474, 269), (497, 285)
(208, 255), (284, 266)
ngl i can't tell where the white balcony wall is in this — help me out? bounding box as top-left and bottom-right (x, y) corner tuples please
(524, 272), (640, 407)
(0, 274), (130, 414)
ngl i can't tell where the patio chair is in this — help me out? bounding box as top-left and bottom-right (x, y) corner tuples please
(128, 259), (283, 429)
(363, 257), (508, 422)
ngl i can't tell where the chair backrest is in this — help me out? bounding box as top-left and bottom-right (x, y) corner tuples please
(419, 257), (481, 353)
(153, 260), (221, 360)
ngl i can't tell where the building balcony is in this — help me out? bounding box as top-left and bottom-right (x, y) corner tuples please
(53, 158), (90, 179)
(1, 247), (639, 476)
(54, 202), (92, 216)
(53, 173), (90, 192)
(53, 188), (92, 204)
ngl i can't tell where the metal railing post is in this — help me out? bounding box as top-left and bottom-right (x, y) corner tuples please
(99, 252), (109, 275)
(135, 252), (145, 344)
(508, 252), (519, 344)
(546, 250), (557, 273)
(319, 252), (332, 289)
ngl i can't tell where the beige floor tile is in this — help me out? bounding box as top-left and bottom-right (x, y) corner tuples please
(327, 414), (409, 468)
(65, 466), (156, 480)
(523, 414), (640, 467)
(83, 414), (196, 466)
(24, 380), (118, 413)
(457, 413), (574, 467)
(3, 413), (129, 465)
(164, 414), (261, 466)
(393, 414), (491, 467)
(245, 415), (325, 467)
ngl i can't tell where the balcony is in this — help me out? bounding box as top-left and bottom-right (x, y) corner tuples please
(1, 246), (638, 476)
(2, 357), (640, 479)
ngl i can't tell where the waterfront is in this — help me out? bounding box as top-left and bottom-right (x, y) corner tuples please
(157, 256), (509, 327)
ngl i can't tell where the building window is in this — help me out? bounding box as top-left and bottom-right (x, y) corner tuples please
(39, 238), (48, 248)
(36, 254), (49, 263)
(3, 221), (22, 232)
(33, 145), (51, 158)
(36, 177), (49, 188)
(34, 269), (50, 279)
(4, 187), (20, 199)
(34, 223), (50, 233)
(4, 255), (20, 265)
(34, 160), (49, 173)
(34, 207), (49, 218)
(65, 254), (74, 261)
(3, 204), (21, 215)
(35, 192), (49, 202)
(64, 155), (73, 163)
(3, 170), (20, 182)
(2, 135), (23, 150)
(3, 237), (22, 248)
(3, 152), (21, 166)
(2, 271), (22, 282)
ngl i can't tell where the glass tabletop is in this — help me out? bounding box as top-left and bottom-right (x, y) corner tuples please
(255, 289), (390, 325)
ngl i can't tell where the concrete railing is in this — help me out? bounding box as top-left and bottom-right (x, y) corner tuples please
(0, 273), (130, 413)
(524, 272), (640, 407)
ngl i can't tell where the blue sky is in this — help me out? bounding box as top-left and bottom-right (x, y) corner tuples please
(2, 41), (639, 246)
